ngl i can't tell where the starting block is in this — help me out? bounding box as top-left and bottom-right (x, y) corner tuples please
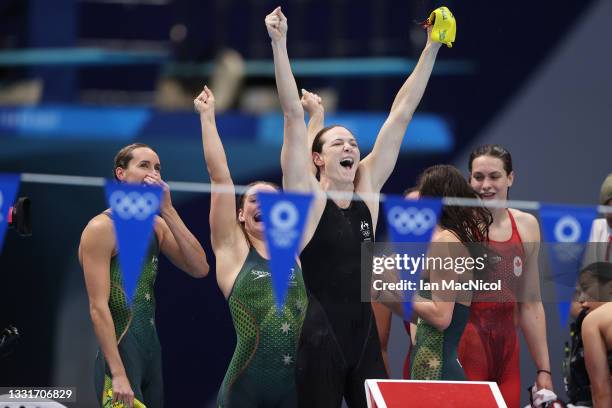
(365, 379), (507, 408)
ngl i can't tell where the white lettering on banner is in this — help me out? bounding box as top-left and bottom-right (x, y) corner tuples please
(554, 243), (584, 262)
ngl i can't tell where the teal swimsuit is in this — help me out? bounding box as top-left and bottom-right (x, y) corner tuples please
(218, 247), (308, 408)
(94, 213), (163, 407)
(410, 284), (470, 381)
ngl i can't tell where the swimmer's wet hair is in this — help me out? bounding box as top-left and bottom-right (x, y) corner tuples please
(418, 164), (492, 244)
(469, 144), (513, 175)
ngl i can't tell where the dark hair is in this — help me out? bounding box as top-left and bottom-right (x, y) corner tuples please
(580, 262), (612, 285)
(312, 125), (344, 154)
(113, 143), (155, 180)
(236, 181), (279, 247)
(417, 164), (492, 243)
(468, 144), (513, 175)
(237, 181), (280, 217)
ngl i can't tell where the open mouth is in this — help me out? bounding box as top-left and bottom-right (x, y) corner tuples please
(340, 158), (354, 170)
(480, 192), (495, 199)
(253, 212), (262, 222)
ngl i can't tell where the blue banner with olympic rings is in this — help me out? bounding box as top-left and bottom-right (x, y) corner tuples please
(104, 181), (162, 307)
(540, 203), (598, 326)
(383, 196), (442, 321)
(258, 191), (313, 311)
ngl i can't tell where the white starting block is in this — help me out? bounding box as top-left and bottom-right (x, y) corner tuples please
(364, 379), (508, 408)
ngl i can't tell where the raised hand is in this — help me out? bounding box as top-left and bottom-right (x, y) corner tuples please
(265, 6), (288, 42)
(300, 89), (324, 117)
(193, 85), (215, 117)
(425, 24), (441, 50)
(143, 172), (172, 213)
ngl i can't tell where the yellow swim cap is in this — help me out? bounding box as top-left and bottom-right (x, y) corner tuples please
(427, 6), (456, 48)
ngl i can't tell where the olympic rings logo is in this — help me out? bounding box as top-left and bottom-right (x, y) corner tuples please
(270, 201), (299, 230)
(387, 206), (436, 236)
(269, 200), (299, 248)
(553, 215), (581, 243)
(109, 190), (160, 221)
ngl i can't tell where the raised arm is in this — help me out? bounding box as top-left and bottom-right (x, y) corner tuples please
(300, 89), (325, 176)
(195, 86), (241, 250)
(142, 176), (209, 278)
(154, 211), (209, 278)
(80, 218), (134, 407)
(266, 7), (314, 192)
(361, 26), (441, 192)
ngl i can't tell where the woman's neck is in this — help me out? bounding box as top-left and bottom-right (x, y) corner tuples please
(246, 234), (269, 258)
(490, 206), (509, 225)
(319, 173), (354, 193)
(319, 174), (354, 208)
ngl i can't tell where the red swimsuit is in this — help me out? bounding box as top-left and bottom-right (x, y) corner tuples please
(458, 210), (524, 408)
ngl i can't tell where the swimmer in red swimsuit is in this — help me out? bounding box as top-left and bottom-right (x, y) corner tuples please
(458, 144), (554, 408)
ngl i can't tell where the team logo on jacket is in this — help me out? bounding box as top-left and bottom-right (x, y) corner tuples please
(513, 256), (523, 277)
(360, 220), (372, 241)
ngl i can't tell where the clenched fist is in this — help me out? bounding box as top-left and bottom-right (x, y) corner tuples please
(194, 85), (215, 117)
(265, 6), (287, 42)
